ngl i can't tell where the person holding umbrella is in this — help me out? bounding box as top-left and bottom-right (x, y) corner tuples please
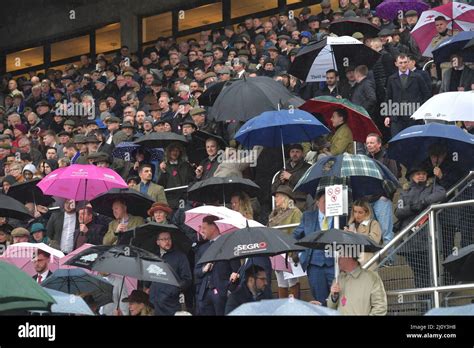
(327, 255), (387, 315)
(268, 185), (302, 299)
(103, 199), (145, 246)
(157, 143), (194, 209)
(73, 206), (105, 250)
(149, 229), (192, 315)
(194, 215), (240, 316)
(224, 265), (271, 315)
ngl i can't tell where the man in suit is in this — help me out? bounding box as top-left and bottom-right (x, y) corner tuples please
(132, 163), (167, 204)
(351, 65), (377, 116)
(293, 191), (344, 305)
(407, 55), (432, 96)
(224, 265), (271, 314)
(384, 53), (430, 138)
(32, 249), (53, 284)
(47, 199), (79, 253)
(149, 230), (192, 315)
(194, 216), (240, 316)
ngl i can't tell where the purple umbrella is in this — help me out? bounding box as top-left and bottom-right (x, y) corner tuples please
(376, 0), (429, 20)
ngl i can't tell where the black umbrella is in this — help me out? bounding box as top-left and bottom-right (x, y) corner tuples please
(187, 177), (261, 204)
(198, 226), (306, 264)
(329, 18), (380, 38)
(90, 188), (154, 218)
(7, 179), (54, 206)
(134, 132), (188, 149)
(295, 229), (382, 253)
(64, 245), (181, 286)
(41, 268), (113, 307)
(442, 244), (474, 282)
(198, 80), (233, 107)
(0, 193), (33, 220)
(288, 36), (380, 83)
(122, 222), (192, 254)
(209, 76), (305, 122)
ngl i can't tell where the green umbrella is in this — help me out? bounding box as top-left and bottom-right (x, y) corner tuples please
(0, 261), (55, 313)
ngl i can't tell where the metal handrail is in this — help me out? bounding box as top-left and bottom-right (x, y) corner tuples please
(363, 171), (474, 269)
(164, 185), (188, 193)
(386, 283), (474, 296)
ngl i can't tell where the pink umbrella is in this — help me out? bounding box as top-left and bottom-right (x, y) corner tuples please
(37, 164), (127, 201)
(185, 206), (246, 236)
(0, 242), (64, 276)
(270, 254), (293, 273)
(411, 2), (474, 57)
(60, 244), (138, 294)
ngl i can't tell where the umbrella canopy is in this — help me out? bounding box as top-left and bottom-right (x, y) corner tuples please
(0, 243), (64, 276)
(134, 132), (188, 149)
(41, 268), (113, 307)
(185, 205), (249, 236)
(59, 244), (138, 295)
(288, 36), (380, 82)
(376, 0), (429, 20)
(37, 164), (128, 201)
(0, 193), (32, 220)
(294, 153), (400, 199)
(235, 109), (330, 148)
(64, 245), (180, 286)
(411, 91), (474, 122)
(425, 304), (474, 316)
(387, 123), (474, 169)
(198, 80), (233, 107)
(197, 226), (306, 264)
(411, 2), (474, 57)
(43, 288), (94, 316)
(300, 96), (381, 143)
(7, 179), (54, 206)
(214, 217), (264, 234)
(329, 18), (380, 37)
(187, 177), (261, 205)
(432, 31), (474, 63)
(209, 76), (305, 122)
(90, 188), (155, 218)
(191, 130), (228, 150)
(112, 142), (164, 162)
(122, 222), (192, 254)
(0, 260), (55, 313)
(442, 244), (474, 282)
(228, 298), (339, 316)
(464, 37), (474, 51)
(295, 228), (382, 253)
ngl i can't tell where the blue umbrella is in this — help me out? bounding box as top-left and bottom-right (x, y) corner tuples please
(112, 142), (164, 162)
(228, 298), (339, 316)
(294, 153), (400, 199)
(387, 124), (474, 170)
(234, 109), (330, 169)
(425, 304), (474, 316)
(43, 288), (95, 316)
(432, 31), (474, 64)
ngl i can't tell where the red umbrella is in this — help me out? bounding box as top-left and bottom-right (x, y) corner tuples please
(299, 96), (381, 143)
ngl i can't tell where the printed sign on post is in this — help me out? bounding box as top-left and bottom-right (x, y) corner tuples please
(325, 185), (346, 217)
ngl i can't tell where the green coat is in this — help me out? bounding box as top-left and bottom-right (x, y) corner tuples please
(329, 123), (353, 155)
(267, 207), (302, 235)
(103, 215), (145, 246)
(157, 160), (194, 209)
(132, 182), (168, 204)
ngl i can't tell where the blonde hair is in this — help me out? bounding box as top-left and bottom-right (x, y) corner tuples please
(349, 199), (373, 224)
(275, 193), (294, 210)
(232, 192), (254, 219)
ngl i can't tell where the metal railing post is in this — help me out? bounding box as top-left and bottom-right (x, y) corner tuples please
(429, 210), (440, 308)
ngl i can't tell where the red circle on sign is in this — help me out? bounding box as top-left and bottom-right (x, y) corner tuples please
(327, 188), (333, 195)
(331, 195), (337, 202)
(335, 187), (341, 194)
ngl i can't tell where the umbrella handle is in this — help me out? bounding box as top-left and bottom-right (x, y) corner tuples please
(116, 276), (125, 311)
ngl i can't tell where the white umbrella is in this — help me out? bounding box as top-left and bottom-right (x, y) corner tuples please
(411, 91), (474, 122)
(43, 288), (95, 316)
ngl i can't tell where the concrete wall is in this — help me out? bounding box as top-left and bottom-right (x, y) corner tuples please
(0, 0), (194, 51)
